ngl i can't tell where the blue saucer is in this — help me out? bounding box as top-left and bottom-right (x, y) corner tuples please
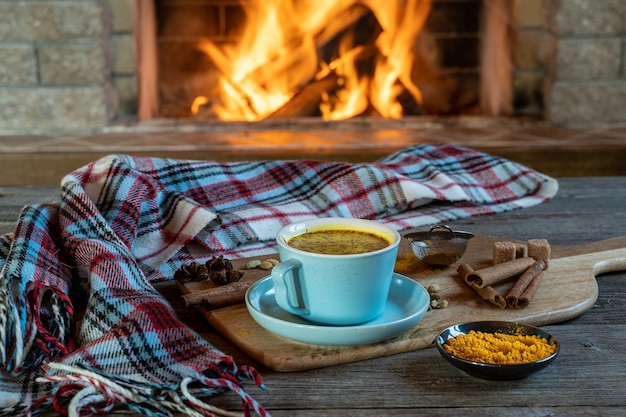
(245, 273), (430, 346)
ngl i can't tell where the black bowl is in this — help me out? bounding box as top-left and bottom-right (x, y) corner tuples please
(436, 321), (559, 380)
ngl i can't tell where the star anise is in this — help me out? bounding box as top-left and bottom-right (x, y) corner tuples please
(206, 255), (233, 272)
(174, 262), (209, 283)
(207, 269), (244, 286)
(206, 256), (243, 286)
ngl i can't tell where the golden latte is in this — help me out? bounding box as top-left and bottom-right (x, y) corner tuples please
(287, 229), (390, 255)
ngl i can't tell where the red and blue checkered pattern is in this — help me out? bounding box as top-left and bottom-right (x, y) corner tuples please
(0, 144), (557, 416)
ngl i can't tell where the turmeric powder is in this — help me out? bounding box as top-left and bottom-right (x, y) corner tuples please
(443, 330), (556, 364)
(394, 253), (440, 275)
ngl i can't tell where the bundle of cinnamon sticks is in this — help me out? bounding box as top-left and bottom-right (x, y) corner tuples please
(457, 239), (550, 309)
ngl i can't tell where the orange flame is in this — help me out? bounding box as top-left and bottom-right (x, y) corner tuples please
(193, 0), (432, 121)
(319, 34), (369, 121)
(366, 0), (432, 118)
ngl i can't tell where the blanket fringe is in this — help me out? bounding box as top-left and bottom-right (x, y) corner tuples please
(32, 362), (269, 417)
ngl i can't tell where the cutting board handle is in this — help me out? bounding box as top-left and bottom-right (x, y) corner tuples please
(593, 256), (626, 276)
(561, 246), (626, 276)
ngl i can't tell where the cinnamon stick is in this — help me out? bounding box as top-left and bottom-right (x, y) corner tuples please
(516, 270), (544, 308)
(475, 285), (507, 309)
(457, 264), (506, 309)
(180, 280), (253, 309)
(505, 260), (545, 307)
(464, 257), (535, 289)
(457, 263), (474, 281)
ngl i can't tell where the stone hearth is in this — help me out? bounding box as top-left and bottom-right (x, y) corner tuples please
(1, 0), (626, 132)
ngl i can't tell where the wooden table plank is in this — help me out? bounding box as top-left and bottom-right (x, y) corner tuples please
(1, 177), (626, 416)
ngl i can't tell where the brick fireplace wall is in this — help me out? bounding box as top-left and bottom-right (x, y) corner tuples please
(0, 0), (625, 133)
(548, 0), (626, 125)
(0, 0), (135, 132)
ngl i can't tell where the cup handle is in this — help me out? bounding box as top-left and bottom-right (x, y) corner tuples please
(271, 259), (310, 316)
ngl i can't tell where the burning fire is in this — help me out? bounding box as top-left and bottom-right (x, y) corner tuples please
(193, 0), (432, 121)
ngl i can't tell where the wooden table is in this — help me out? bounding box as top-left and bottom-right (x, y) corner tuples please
(2, 177), (626, 416)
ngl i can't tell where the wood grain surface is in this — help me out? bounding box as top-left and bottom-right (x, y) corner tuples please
(4, 178), (626, 416)
(179, 234), (626, 372)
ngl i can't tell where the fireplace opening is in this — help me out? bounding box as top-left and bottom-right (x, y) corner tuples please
(137, 0), (517, 122)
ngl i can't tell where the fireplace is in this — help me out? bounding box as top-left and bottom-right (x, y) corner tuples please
(2, 0), (625, 132)
(141, 0), (518, 121)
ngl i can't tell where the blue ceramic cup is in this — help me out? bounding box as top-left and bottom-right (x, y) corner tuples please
(271, 218), (401, 325)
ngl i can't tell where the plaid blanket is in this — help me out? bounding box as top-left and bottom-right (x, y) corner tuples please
(0, 144), (557, 416)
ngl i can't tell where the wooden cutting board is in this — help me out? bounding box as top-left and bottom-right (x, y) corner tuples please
(179, 234), (626, 372)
